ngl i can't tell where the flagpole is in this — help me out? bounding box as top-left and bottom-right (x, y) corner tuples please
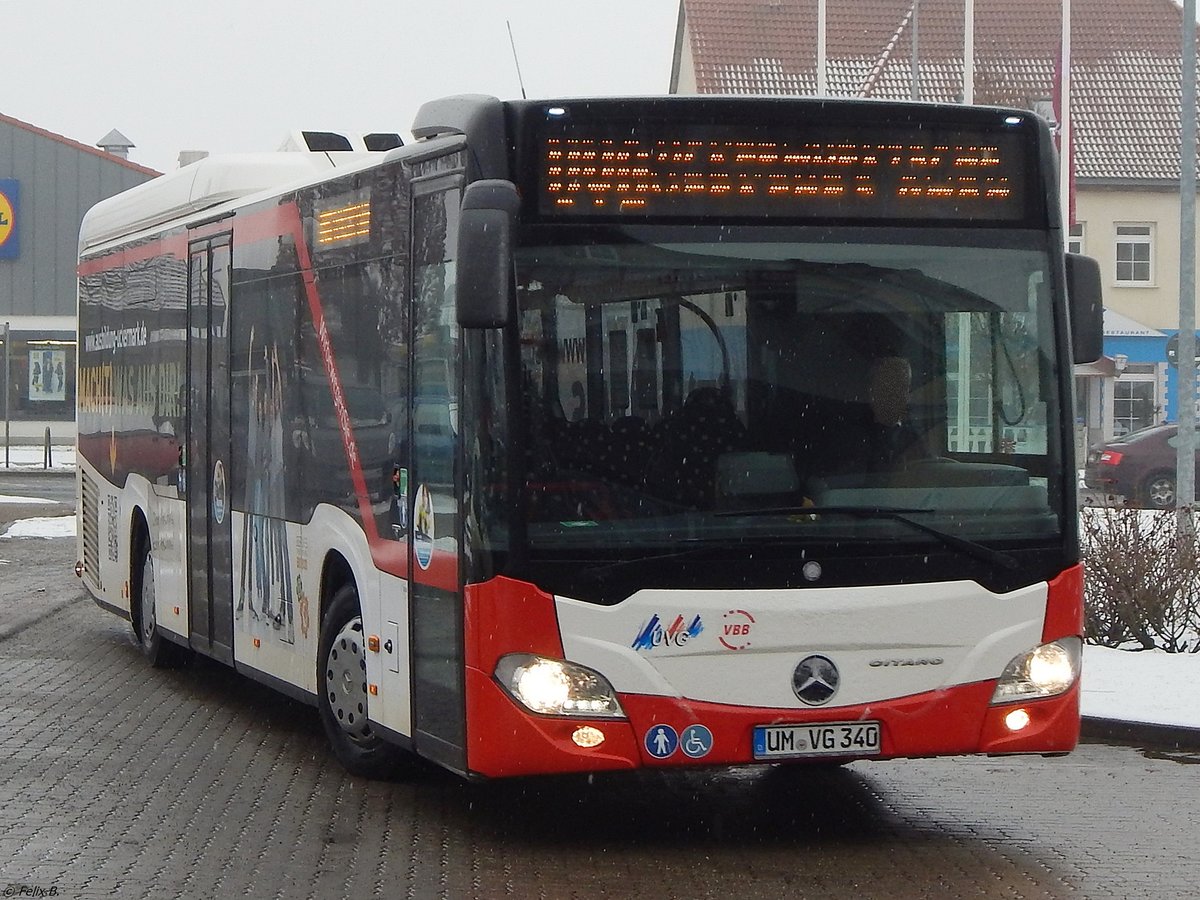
(817, 0), (827, 96)
(964, 0), (974, 104)
(911, 0), (920, 101)
(1177, 0), (1197, 520)
(1059, 0), (1071, 231)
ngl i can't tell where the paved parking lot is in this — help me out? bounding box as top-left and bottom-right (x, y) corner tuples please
(3, 536), (1199, 899)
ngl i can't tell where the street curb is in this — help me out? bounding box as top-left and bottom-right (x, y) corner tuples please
(1081, 716), (1200, 752)
(0, 468), (75, 477)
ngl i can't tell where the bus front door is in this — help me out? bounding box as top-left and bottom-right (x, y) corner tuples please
(185, 235), (235, 664)
(408, 176), (466, 771)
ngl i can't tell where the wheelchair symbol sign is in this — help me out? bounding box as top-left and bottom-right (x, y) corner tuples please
(680, 724), (713, 759)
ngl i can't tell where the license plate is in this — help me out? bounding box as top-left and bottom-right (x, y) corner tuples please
(752, 721), (882, 759)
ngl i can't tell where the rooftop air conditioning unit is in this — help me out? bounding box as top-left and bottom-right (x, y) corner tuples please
(278, 131), (404, 153)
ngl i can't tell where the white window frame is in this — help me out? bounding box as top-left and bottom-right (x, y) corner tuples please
(1109, 365), (1164, 440)
(1067, 221), (1085, 255)
(1114, 223), (1154, 286)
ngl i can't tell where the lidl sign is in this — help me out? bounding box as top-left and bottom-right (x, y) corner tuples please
(0, 179), (19, 260)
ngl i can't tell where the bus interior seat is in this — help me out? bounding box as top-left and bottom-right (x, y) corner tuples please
(599, 416), (651, 486)
(642, 387), (747, 508)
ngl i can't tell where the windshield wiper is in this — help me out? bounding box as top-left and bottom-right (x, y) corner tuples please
(715, 505), (1021, 571)
(577, 542), (732, 581)
(575, 534), (827, 582)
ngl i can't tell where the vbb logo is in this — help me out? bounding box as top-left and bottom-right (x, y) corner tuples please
(718, 608), (755, 651)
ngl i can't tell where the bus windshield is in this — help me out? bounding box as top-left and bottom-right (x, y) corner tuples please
(513, 227), (1065, 557)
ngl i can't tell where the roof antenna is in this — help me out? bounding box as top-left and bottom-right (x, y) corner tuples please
(507, 20), (527, 99)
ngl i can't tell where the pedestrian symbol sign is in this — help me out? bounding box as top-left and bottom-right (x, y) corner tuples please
(644, 724), (678, 759)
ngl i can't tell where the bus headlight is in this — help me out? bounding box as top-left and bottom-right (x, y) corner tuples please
(990, 637), (1082, 704)
(494, 654), (626, 718)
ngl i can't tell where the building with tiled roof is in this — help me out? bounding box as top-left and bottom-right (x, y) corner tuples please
(672, 0), (1190, 184)
(0, 112), (158, 440)
(671, 0), (1198, 441)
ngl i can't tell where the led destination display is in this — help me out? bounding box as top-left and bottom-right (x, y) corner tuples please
(537, 124), (1032, 222)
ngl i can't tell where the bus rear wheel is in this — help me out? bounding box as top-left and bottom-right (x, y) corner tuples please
(318, 583), (409, 778)
(133, 535), (190, 668)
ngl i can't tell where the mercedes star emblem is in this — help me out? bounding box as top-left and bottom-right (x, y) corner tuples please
(793, 655), (840, 706)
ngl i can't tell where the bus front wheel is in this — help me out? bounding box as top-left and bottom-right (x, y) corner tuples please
(317, 583), (408, 778)
(133, 535), (190, 668)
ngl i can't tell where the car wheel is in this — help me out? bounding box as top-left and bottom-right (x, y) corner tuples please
(317, 583), (411, 778)
(133, 534), (191, 668)
(1141, 471), (1176, 509)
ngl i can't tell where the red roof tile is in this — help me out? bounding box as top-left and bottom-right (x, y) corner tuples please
(677, 0), (1195, 181)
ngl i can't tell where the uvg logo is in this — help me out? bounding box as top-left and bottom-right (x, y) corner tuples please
(631, 613), (703, 651)
(718, 609), (756, 650)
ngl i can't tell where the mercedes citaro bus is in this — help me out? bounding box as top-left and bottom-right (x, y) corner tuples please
(77, 95), (1102, 779)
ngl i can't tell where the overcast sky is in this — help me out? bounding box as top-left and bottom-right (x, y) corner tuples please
(1, 0), (680, 174)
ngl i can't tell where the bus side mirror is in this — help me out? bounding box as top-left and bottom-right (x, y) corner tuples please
(1066, 253), (1103, 364)
(457, 179), (520, 329)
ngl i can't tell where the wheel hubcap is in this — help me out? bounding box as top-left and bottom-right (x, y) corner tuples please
(325, 617), (371, 741)
(141, 551), (156, 643)
(1149, 480), (1174, 506)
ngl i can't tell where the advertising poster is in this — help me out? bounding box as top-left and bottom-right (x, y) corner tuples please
(29, 349), (67, 402)
(0, 179), (18, 260)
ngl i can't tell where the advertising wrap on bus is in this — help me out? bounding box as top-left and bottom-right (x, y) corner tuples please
(76, 95), (1100, 782)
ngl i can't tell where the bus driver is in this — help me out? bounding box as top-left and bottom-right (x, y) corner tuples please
(861, 354), (928, 471)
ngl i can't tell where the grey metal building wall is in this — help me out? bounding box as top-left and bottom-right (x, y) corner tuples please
(0, 114), (158, 442)
(0, 115), (157, 317)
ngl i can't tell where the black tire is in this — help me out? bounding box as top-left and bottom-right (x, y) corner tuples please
(133, 534), (191, 668)
(1140, 471), (1175, 509)
(317, 583), (408, 778)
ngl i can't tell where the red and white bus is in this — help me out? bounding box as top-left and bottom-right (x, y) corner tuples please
(77, 96), (1102, 779)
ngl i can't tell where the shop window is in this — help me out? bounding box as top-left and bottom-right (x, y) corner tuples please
(1112, 372), (1158, 437)
(0, 334), (77, 421)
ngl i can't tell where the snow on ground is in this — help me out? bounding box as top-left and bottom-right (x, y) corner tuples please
(0, 495), (55, 505)
(1, 515), (76, 540)
(1081, 645), (1200, 728)
(1, 481), (1196, 731)
(0, 444), (75, 472)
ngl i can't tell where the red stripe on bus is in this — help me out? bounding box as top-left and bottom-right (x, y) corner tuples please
(78, 202), (300, 277)
(231, 202), (302, 245)
(1041, 563), (1083, 643)
(411, 550), (458, 591)
(369, 541), (407, 579)
(281, 201), (381, 545)
(78, 232), (188, 276)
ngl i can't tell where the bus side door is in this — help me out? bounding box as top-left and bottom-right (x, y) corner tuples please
(186, 234), (235, 663)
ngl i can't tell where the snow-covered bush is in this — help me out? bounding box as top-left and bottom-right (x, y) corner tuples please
(1080, 506), (1200, 653)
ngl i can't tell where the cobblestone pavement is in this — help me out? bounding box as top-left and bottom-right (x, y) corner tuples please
(2, 537), (1198, 899)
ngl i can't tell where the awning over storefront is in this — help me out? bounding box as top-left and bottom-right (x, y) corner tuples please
(1103, 308), (1165, 338)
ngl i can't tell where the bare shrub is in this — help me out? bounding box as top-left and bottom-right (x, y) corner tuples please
(1080, 506), (1200, 653)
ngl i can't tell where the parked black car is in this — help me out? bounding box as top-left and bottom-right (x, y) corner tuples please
(1084, 424), (1198, 508)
